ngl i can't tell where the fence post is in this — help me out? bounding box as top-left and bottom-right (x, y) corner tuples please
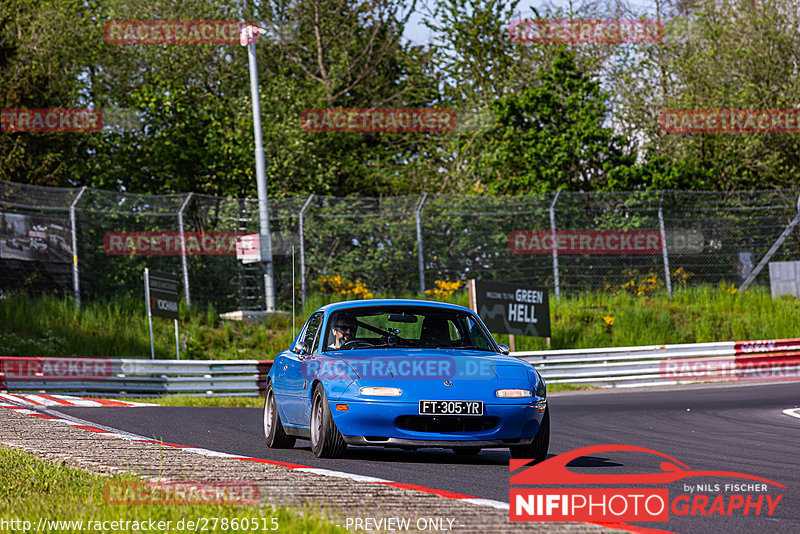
(549, 190), (561, 300)
(740, 193), (800, 293)
(415, 193), (428, 296)
(70, 186), (87, 307)
(178, 193), (193, 306)
(658, 191), (672, 300)
(298, 194), (314, 309)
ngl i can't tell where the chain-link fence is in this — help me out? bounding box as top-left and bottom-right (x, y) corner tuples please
(2, 180), (799, 310)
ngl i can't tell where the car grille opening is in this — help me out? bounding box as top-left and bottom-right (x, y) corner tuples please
(395, 415), (498, 433)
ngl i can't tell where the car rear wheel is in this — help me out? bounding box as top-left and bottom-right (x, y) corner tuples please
(509, 407), (549, 461)
(310, 385), (347, 458)
(264, 383), (295, 449)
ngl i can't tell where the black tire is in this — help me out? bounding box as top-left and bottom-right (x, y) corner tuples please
(510, 407), (550, 461)
(264, 382), (296, 449)
(452, 447), (481, 455)
(310, 385), (347, 458)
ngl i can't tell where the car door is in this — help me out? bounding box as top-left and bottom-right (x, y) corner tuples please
(282, 312), (323, 426)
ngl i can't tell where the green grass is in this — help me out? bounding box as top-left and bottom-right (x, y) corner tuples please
(545, 383), (594, 392)
(0, 293), (294, 360)
(105, 395), (266, 408)
(0, 447), (344, 533)
(1, 284), (798, 359)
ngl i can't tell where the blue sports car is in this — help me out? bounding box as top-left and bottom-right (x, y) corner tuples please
(264, 299), (549, 459)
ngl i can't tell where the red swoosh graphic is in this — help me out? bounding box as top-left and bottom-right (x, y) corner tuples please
(510, 444), (785, 488)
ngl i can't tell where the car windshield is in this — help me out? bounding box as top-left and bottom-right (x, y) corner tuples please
(323, 306), (497, 352)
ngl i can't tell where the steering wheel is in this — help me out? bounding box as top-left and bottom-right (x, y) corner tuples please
(342, 340), (373, 349)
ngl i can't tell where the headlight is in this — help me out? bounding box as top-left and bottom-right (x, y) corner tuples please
(495, 388), (532, 398)
(359, 387), (402, 397)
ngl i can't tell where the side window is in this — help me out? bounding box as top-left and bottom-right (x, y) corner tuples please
(301, 313), (323, 354)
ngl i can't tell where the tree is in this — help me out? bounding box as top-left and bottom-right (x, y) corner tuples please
(0, 0), (99, 185)
(608, 0), (800, 190)
(477, 50), (639, 194)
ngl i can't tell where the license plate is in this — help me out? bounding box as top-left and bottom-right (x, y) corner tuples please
(419, 400), (483, 416)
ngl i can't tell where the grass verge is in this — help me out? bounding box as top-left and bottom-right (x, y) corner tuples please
(0, 446), (343, 533)
(1, 284), (798, 359)
(106, 395), (266, 408)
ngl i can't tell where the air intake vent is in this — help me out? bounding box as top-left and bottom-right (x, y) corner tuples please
(395, 416), (498, 433)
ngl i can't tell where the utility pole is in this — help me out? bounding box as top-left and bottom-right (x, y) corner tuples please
(240, 25), (275, 311)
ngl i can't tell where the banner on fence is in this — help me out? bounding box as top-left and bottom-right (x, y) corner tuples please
(0, 212), (72, 263)
(468, 279), (551, 337)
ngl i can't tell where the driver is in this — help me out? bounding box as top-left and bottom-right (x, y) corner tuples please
(328, 313), (358, 350)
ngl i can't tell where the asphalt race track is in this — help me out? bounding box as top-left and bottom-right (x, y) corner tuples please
(52, 381), (800, 534)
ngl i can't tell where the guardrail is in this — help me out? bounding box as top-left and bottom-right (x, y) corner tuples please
(517, 338), (800, 387)
(0, 358), (273, 396)
(1, 337), (798, 395)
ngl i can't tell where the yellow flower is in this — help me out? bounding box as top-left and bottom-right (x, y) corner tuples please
(425, 279), (464, 299)
(602, 315), (614, 326)
(314, 274), (373, 299)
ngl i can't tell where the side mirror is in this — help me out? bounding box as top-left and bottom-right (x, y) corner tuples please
(294, 341), (309, 355)
(498, 344), (510, 355)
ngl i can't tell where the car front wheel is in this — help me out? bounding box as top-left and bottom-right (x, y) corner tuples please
(510, 407), (549, 462)
(310, 385), (347, 458)
(264, 382), (295, 449)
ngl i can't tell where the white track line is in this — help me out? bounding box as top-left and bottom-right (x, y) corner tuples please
(3, 401), (518, 515)
(0, 393), (155, 407)
(782, 408), (800, 419)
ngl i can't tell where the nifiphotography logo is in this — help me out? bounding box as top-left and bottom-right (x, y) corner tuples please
(510, 444), (784, 523)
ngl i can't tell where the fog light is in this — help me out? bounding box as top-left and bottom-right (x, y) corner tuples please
(359, 387), (402, 397)
(496, 389), (532, 398)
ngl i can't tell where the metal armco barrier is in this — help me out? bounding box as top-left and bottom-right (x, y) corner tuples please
(517, 337), (800, 387)
(0, 358), (272, 396)
(1, 338), (799, 394)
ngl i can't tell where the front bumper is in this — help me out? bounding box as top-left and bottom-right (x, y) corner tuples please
(330, 399), (545, 445)
(342, 435), (536, 448)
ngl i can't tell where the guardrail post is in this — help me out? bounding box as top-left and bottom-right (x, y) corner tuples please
(740, 193), (800, 293)
(658, 191), (672, 300)
(298, 194), (314, 309)
(549, 190), (561, 300)
(415, 193), (428, 296)
(70, 186), (87, 307)
(178, 193), (193, 306)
